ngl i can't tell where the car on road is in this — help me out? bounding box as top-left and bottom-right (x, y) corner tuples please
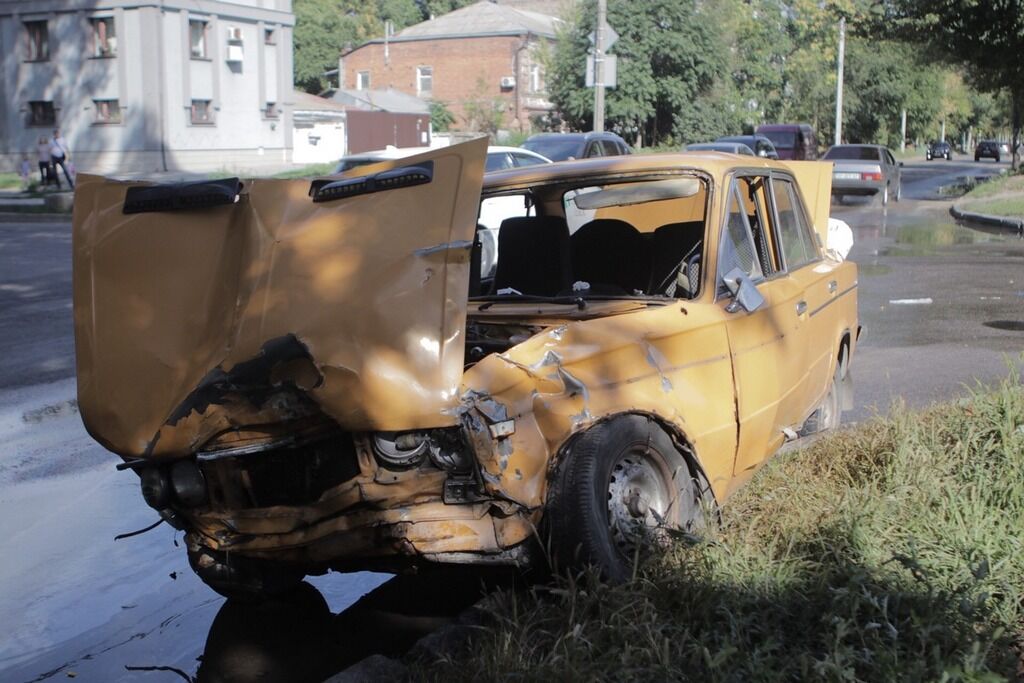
(926, 140), (952, 161)
(755, 123), (819, 160)
(521, 132), (632, 161)
(71, 140), (859, 596)
(684, 141), (755, 156)
(716, 135), (780, 159)
(823, 144), (902, 205)
(334, 145), (550, 175)
(974, 140), (1005, 162)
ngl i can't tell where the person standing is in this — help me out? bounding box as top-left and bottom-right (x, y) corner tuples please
(50, 128), (74, 189)
(36, 136), (53, 187)
(19, 154), (32, 191)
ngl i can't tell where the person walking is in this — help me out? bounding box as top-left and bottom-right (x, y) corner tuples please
(50, 128), (73, 189)
(36, 136), (53, 187)
(19, 154), (32, 191)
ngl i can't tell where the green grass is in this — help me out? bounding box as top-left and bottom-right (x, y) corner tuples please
(960, 173), (1023, 201)
(0, 172), (25, 190)
(963, 196), (1024, 218)
(271, 162), (337, 179)
(412, 372), (1024, 681)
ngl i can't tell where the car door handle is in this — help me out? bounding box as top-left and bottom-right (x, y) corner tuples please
(828, 280), (838, 294)
(796, 300), (807, 315)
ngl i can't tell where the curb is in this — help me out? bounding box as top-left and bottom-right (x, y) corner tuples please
(0, 211), (71, 223)
(949, 204), (1024, 237)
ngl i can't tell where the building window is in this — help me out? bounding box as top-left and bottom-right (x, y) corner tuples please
(264, 28), (276, 44)
(356, 71), (370, 90)
(191, 99), (213, 124)
(529, 64), (543, 93)
(189, 19), (208, 59)
(94, 99), (121, 123)
(27, 101), (56, 127)
(91, 17), (117, 57)
(24, 21), (49, 61)
(264, 102), (278, 118)
(416, 66), (432, 96)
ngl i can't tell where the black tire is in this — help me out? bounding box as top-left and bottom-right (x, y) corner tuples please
(894, 181), (902, 202)
(835, 194), (845, 205)
(188, 541), (305, 602)
(975, 156), (980, 162)
(544, 415), (703, 583)
(800, 371), (841, 435)
(880, 184), (889, 206)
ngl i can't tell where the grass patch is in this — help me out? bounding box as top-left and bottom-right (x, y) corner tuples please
(0, 172), (25, 190)
(961, 173), (1024, 201)
(963, 196), (1024, 218)
(271, 162), (337, 179)
(413, 374), (1024, 681)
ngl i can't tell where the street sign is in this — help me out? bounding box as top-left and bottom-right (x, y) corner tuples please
(585, 53), (617, 88)
(587, 22), (619, 52)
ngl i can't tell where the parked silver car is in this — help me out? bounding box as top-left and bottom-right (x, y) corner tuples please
(824, 144), (902, 205)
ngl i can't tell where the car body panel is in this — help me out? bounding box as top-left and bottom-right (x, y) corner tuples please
(72, 149), (857, 572)
(824, 145), (900, 197)
(73, 138), (488, 458)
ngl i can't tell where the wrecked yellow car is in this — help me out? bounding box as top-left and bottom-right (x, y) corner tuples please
(72, 138), (858, 596)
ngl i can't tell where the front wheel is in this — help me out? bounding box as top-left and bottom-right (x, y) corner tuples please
(545, 416), (704, 583)
(894, 181), (902, 202)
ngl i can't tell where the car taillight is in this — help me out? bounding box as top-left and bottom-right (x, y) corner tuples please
(860, 172), (883, 181)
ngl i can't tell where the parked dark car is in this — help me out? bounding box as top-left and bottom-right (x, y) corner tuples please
(715, 135), (779, 159)
(684, 141), (755, 156)
(755, 123), (819, 160)
(975, 140), (1005, 162)
(521, 132), (632, 162)
(926, 140), (952, 161)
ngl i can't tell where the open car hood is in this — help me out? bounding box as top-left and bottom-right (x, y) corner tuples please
(72, 138), (487, 459)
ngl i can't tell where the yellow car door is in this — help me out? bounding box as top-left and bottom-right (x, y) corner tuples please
(718, 175), (812, 478)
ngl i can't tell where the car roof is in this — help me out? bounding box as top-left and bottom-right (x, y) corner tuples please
(526, 132), (622, 141)
(827, 143), (886, 149)
(686, 142), (755, 155)
(481, 152), (788, 191)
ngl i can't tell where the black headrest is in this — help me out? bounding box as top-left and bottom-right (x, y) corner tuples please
(571, 219), (646, 294)
(493, 216), (572, 296)
(650, 221), (703, 294)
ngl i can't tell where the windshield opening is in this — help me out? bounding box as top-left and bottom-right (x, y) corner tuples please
(824, 146), (880, 161)
(469, 175), (709, 304)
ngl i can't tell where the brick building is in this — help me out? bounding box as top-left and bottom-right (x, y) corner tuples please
(339, 1), (562, 134)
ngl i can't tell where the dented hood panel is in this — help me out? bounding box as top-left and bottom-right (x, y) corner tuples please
(73, 138), (487, 458)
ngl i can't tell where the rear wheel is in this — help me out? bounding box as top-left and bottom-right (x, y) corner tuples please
(545, 415), (704, 583)
(800, 371), (841, 435)
(880, 184), (890, 206)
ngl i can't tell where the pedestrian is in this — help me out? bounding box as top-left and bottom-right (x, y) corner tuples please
(36, 136), (53, 187)
(50, 128), (74, 189)
(19, 154), (32, 191)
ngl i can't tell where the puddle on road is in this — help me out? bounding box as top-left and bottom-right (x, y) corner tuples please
(983, 320), (1024, 332)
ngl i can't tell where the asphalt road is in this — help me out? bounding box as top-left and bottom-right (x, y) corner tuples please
(0, 158), (1022, 682)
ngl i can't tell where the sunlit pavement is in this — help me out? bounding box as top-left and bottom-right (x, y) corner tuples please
(1, 160), (1022, 681)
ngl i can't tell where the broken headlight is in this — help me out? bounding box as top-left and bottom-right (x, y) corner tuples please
(372, 429), (473, 472)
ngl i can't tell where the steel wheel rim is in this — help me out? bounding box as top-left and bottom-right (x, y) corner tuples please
(607, 447), (672, 556)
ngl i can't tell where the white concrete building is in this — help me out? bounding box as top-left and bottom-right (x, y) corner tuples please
(0, 0), (295, 174)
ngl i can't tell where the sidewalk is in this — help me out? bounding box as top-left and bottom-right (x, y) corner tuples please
(0, 188), (73, 220)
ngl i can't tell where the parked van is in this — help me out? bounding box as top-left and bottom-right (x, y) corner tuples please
(756, 124), (819, 160)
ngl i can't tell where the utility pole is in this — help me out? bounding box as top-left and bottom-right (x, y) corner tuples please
(900, 108), (907, 152)
(593, 0), (606, 132)
(834, 16), (845, 146)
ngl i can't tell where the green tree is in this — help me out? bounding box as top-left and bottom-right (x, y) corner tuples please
(881, 0), (1024, 167)
(293, 0), (358, 94)
(429, 100), (456, 132)
(549, 0), (736, 146)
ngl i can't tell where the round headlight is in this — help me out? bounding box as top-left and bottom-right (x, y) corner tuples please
(140, 467), (171, 509)
(170, 460), (207, 507)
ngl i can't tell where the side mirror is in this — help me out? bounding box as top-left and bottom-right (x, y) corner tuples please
(898, 161), (904, 167)
(758, 149), (769, 157)
(723, 268), (766, 314)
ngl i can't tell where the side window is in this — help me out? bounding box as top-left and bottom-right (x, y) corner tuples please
(738, 176), (777, 276)
(512, 152), (544, 168)
(771, 178), (818, 271)
(718, 182), (763, 295)
(585, 143), (603, 158)
(485, 152), (513, 173)
(885, 150), (896, 166)
(600, 139), (619, 155)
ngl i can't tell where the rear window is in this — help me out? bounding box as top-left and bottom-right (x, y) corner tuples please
(522, 137), (584, 161)
(824, 146), (880, 161)
(759, 130), (797, 150)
